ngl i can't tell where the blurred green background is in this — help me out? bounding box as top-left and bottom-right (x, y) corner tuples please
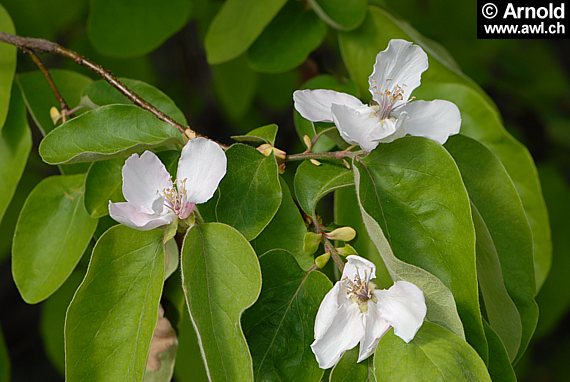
(0, 0), (568, 381)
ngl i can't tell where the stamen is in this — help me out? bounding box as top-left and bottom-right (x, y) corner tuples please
(370, 79), (406, 120)
(344, 269), (376, 312)
(163, 179), (195, 219)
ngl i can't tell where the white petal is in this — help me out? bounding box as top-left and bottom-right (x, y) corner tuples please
(343, 255), (376, 283)
(176, 138), (227, 204)
(394, 100), (461, 144)
(109, 201), (175, 230)
(368, 39), (428, 107)
(311, 301), (364, 369)
(122, 151), (172, 210)
(331, 104), (395, 152)
(358, 301), (391, 362)
(314, 283), (344, 340)
(376, 113), (409, 144)
(374, 281), (427, 343)
(293, 89), (363, 122)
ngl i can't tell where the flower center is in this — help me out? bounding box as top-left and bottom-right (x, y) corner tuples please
(163, 179), (194, 219)
(344, 272), (377, 313)
(370, 80), (405, 120)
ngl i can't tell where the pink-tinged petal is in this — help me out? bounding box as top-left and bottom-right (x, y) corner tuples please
(122, 151), (172, 210)
(314, 283), (344, 340)
(369, 39), (428, 107)
(293, 89), (363, 122)
(331, 104), (395, 152)
(394, 100), (461, 144)
(311, 301), (365, 369)
(177, 138), (227, 204)
(109, 201), (175, 231)
(374, 281), (427, 343)
(343, 255), (376, 283)
(357, 302), (391, 362)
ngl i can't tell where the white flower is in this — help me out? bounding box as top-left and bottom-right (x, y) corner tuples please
(109, 137), (227, 230)
(293, 39), (461, 152)
(311, 255), (426, 369)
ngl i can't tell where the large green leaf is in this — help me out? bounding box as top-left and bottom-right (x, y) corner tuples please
(243, 249), (330, 381)
(206, 144), (282, 241)
(355, 137), (486, 358)
(82, 78), (187, 125)
(205, 0), (287, 64)
(39, 104), (184, 164)
(0, 4), (16, 130)
(17, 70), (92, 135)
(173, 311), (208, 382)
(374, 322), (490, 381)
(446, 135), (535, 360)
(12, 174), (97, 303)
(247, 1), (327, 73)
(252, 179), (312, 270)
(419, 82), (551, 291)
(181, 223), (261, 382)
(66, 226), (165, 381)
(338, 6), (550, 291)
(40, 271), (84, 375)
(231, 124), (278, 145)
(0, 88), (31, 222)
(88, 0), (191, 57)
(294, 161), (352, 217)
(83, 158), (124, 218)
(308, 0), (367, 31)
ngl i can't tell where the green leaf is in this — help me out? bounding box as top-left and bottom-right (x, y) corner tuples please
(84, 158), (124, 218)
(13, 174), (97, 303)
(419, 82), (551, 291)
(308, 0), (367, 31)
(0, 329), (9, 382)
(294, 161), (352, 217)
(65, 225), (165, 381)
(206, 144), (282, 241)
(88, 0), (191, 57)
(243, 249), (330, 381)
(82, 78), (187, 125)
(205, 0), (287, 64)
(231, 124), (278, 145)
(0, 88), (31, 222)
(252, 179), (313, 270)
(374, 322), (490, 381)
(40, 271), (84, 375)
(17, 70), (92, 135)
(212, 56), (258, 121)
(355, 137), (486, 359)
(181, 223), (261, 382)
(472, 205), (522, 362)
(174, 311), (208, 382)
(247, 1), (327, 73)
(0, 4), (16, 130)
(484, 322), (516, 382)
(39, 104), (184, 164)
(446, 135), (534, 360)
(329, 348), (371, 382)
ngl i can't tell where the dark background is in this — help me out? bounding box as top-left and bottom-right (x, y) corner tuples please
(0, 0), (569, 380)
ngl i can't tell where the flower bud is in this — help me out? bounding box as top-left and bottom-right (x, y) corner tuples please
(325, 226), (356, 242)
(336, 244), (358, 257)
(310, 159), (321, 166)
(304, 232), (322, 255)
(50, 107), (61, 125)
(303, 135), (312, 150)
(257, 143), (273, 157)
(315, 252), (331, 269)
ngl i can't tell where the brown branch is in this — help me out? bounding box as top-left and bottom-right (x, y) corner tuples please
(285, 150), (361, 162)
(22, 48), (71, 123)
(0, 31), (194, 137)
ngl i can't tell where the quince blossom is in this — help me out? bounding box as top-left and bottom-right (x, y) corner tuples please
(293, 39), (461, 152)
(311, 255), (426, 369)
(109, 138), (226, 230)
